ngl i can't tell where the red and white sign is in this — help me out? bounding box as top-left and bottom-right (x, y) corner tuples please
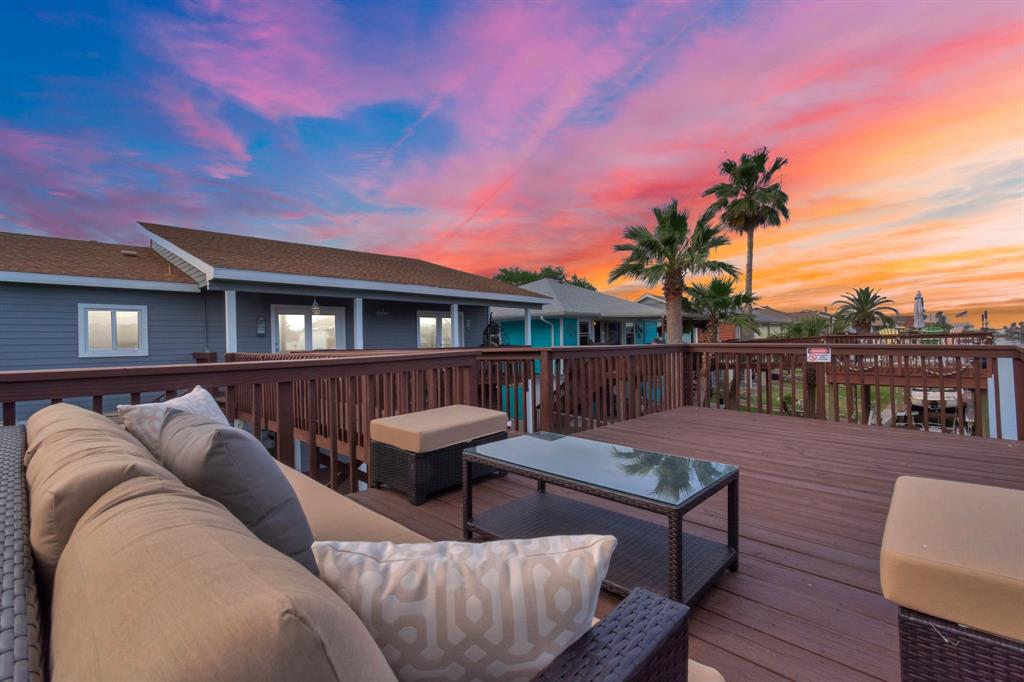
(807, 347), (832, 363)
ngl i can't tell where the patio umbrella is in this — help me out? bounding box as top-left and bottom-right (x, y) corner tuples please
(913, 291), (925, 329)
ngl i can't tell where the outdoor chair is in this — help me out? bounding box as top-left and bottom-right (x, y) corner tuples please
(880, 476), (1023, 681)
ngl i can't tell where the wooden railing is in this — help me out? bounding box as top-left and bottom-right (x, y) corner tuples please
(685, 343), (1024, 438)
(0, 351), (479, 493)
(1, 343), (1020, 498)
(740, 332), (995, 345)
(537, 345), (689, 433)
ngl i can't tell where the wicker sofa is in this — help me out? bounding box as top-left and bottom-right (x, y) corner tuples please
(0, 406), (723, 682)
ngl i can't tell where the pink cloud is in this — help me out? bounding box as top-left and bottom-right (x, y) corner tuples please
(149, 79), (251, 178)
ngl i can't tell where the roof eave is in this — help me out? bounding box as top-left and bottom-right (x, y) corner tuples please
(0, 270), (200, 292)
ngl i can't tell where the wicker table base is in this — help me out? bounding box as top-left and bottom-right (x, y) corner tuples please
(466, 492), (735, 605)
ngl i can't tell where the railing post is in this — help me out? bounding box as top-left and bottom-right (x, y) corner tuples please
(277, 381), (295, 467)
(814, 363), (826, 419)
(464, 360), (478, 407)
(1014, 354), (1024, 440)
(539, 349), (553, 432)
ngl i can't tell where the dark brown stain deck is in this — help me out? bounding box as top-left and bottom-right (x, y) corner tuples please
(349, 407), (1024, 682)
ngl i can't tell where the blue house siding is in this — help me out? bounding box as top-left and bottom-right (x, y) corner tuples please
(500, 316), (663, 347)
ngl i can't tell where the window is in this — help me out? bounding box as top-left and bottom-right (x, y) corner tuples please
(417, 311), (464, 348)
(625, 322), (636, 344)
(78, 304), (148, 357)
(271, 305), (346, 352)
(578, 320), (593, 345)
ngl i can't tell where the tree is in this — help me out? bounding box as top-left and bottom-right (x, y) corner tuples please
(833, 287), (899, 333)
(682, 276), (758, 342)
(493, 265), (596, 290)
(772, 315), (848, 339)
(702, 146), (790, 335)
(609, 200), (737, 344)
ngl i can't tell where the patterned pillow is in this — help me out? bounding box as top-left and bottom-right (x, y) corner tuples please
(117, 385), (228, 456)
(313, 535), (615, 682)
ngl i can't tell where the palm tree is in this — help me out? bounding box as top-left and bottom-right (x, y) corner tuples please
(609, 200), (737, 344)
(833, 287), (899, 333)
(614, 449), (726, 500)
(682, 276), (758, 342)
(702, 147), (790, 328)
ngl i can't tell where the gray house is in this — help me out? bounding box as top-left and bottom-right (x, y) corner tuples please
(0, 224), (547, 371)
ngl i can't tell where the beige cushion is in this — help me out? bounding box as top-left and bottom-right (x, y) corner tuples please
(51, 476), (397, 682)
(313, 535), (616, 681)
(880, 476), (1024, 642)
(690, 660), (726, 682)
(276, 462), (429, 544)
(24, 403), (177, 592)
(117, 385), (228, 455)
(369, 405), (507, 453)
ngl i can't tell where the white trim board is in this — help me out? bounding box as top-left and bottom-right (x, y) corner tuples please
(0, 271), (199, 292)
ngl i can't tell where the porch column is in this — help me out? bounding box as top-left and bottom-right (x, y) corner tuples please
(353, 297), (364, 349)
(450, 303), (460, 347)
(224, 290), (238, 353)
(524, 308), (532, 346)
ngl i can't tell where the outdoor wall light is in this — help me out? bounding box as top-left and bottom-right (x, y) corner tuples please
(311, 298), (321, 315)
(255, 315), (266, 337)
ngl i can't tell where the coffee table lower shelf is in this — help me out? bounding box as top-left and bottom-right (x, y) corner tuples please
(464, 492), (735, 605)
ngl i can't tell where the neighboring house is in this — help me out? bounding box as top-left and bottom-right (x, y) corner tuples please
(0, 224), (547, 372)
(491, 279), (664, 347)
(633, 293), (704, 343)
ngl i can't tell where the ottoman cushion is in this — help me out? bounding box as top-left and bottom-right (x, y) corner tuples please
(880, 476), (1024, 642)
(369, 405), (507, 453)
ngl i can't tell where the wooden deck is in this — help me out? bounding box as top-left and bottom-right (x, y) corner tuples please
(350, 407), (1024, 682)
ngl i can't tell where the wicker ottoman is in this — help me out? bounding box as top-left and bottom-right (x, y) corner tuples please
(370, 405), (508, 505)
(880, 476), (1024, 681)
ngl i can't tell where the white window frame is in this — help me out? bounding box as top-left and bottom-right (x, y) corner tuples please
(77, 303), (149, 358)
(417, 310), (465, 348)
(578, 319), (594, 346)
(270, 304), (347, 352)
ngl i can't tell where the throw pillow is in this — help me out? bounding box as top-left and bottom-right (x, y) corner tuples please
(117, 385), (227, 456)
(313, 535), (616, 682)
(158, 409), (318, 574)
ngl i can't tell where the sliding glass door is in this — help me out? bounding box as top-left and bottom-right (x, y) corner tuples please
(272, 305), (346, 352)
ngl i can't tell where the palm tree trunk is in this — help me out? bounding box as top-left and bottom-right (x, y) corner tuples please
(663, 271), (684, 344)
(741, 229), (755, 340)
(664, 293), (683, 344)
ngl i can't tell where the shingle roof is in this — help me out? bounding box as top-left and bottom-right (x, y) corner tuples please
(0, 231), (194, 284)
(491, 279), (665, 319)
(141, 223), (543, 299)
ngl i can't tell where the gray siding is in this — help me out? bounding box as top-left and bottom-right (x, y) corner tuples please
(363, 301), (488, 349)
(0, 283), (221, 370)
(150, 242), (207, 286)
(1, 283), (223, 421)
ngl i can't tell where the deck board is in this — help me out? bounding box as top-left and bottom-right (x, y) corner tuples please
(349, 407), (1024, 681)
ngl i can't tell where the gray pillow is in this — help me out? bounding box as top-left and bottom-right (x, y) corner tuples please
(158, 409), (318, 575)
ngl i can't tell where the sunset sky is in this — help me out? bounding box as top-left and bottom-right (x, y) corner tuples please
(1, 1), (1022, 325)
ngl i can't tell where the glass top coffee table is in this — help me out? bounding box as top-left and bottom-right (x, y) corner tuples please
(462, 432), (739, 604)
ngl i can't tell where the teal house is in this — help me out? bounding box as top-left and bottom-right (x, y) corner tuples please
(490, 278), (666, 347)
